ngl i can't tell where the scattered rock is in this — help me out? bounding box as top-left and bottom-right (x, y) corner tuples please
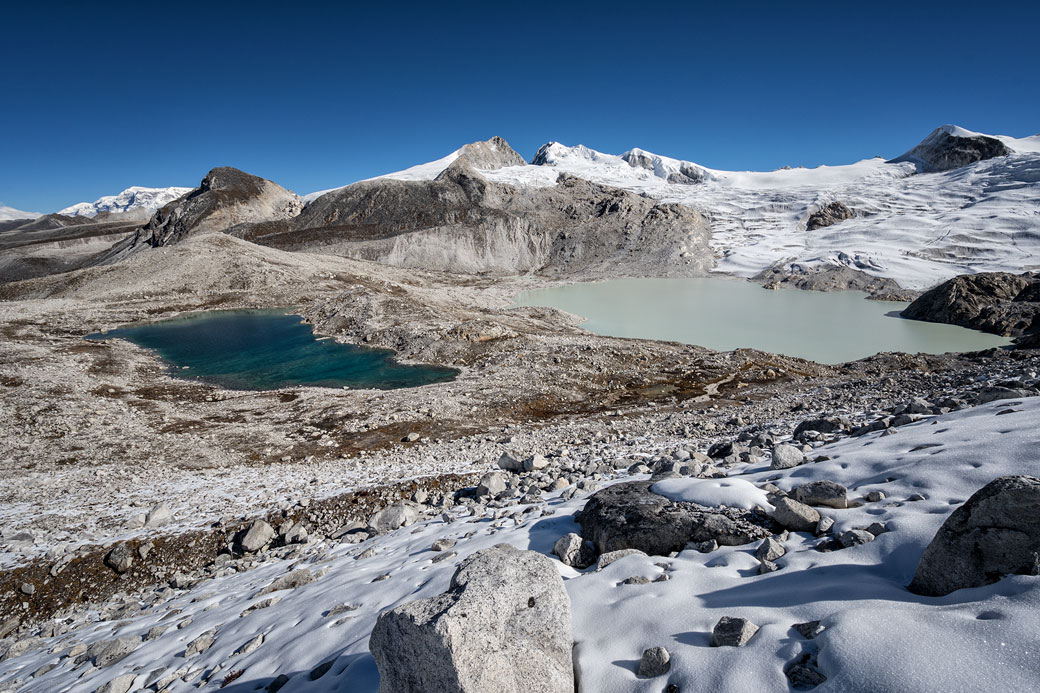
(864, 490), (886, 503)
(185, 629), (216, 657)
(710, 616), (759, 647)
(637, 646), (671, 677)
(104, 544), (133, 574)
(754, 537), (785, 562)
(370, 544), (574, 692)
(838, 530), (875, 548)
(792, 480), (848, 509)
(770, 497), (821, 533)
(144, 502), (173, 528)
(910, 475), (1040, 596)
(475, 472), (508, 498)
(552, 533), (596, 569)
(431, 537), (457, 552)
(239, 519), (275, 553)
(95, 673), (137, 693)
(793, 620), (825, 639)
(88, 636), (139, 667)
(369, 503), (420, 533)
(257, 569), (315, 596)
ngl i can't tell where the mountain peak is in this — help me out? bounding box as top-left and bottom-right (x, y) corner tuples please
(891, 125), (1013, 172)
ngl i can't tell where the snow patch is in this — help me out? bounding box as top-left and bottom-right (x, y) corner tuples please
(651, 477), (773, 510)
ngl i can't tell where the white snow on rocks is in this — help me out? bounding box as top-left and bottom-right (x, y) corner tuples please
(4, 397), (1040, 692)
(58, 186), (192, 217)
(651, 477), (772, 510)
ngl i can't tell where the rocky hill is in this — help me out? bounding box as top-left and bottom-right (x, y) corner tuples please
(239, 157), (712, 277)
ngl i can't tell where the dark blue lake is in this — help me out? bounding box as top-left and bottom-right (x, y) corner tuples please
(85, 309), (458, 390)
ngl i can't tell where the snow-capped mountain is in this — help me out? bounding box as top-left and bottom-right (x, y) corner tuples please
(58, 186), (192, 217)
(480, 127), (1040, 290)
(0, 204), (41, 221)
(296, 126), (1040, 291)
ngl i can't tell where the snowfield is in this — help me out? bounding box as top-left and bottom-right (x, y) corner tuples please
(4, 397), (1039, 692)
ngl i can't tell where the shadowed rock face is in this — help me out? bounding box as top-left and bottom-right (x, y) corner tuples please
(909, 475), (1040, 596)
(244, 157), (712, 277)
(892, 129), (1012, 172)
(901, 272), (1040, 344)
(806, 201), (854, 231)
(454, 136), (526, 170)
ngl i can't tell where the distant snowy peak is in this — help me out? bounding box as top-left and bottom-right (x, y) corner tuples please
(530, 142), (714, 185)
(0, 204), (42, 222)
(59, 186), (192, 217)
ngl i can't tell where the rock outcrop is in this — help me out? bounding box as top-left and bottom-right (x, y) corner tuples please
(369, 544), (574, 692)
(805, 201), (854, 231)
(892, 126), (1013, 172)
(901, 271), (1039, 345)
(100, 167), (302, 262)
(909, 475), (1040, 596)
(242, 141), (711, 278)
(577, 481), (771, 555)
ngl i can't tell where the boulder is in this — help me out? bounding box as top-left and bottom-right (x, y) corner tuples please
(523, 454), (549, 472)
(370, 544), (573, 692)
(577, 482), (771, 556)
(104, 544), (133, 574)
(596, 548), (647, 571)
(638, 646), (671, 677)
(552, 533), (596, 569)
(909, 476), (1040, 596)
(88, 635), (140, 667)
(497, 453), (524, 473)
(792, 480), (848, 509)
(144, 502), (173, 528)
(838, 530), (875, 548)
(95, 674), (137, 693)
(711, 617), (759, 647)
(475, 472), (508, 498)
(239, 519), (275, 552)
(771, 444), (806, 469)
(754, 537), (786, 562)
(771, 497), (821, 533)
(793, 418), (846, 440)
(369, 503), (420, 534)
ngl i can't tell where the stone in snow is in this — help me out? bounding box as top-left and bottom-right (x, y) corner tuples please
(770, 496), (821, 533)
(771, 443), (806, 469)
(475, 471), (508, 498)
(754, 537), (785, 562)
(838, 529), (875, 548)
(370, 544), (574, 692)
(711, 616), (760, 647)
(910, 475), (1040, 596)
(552, 533), (596, 569)
(638, 646), (671, 677)
(792, 480), (848, 509)
(88, 635), (140, 667)
(95, 673), (137, 693)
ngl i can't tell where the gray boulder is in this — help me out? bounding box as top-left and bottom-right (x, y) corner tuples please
(793, 480), (848, 509)
(369, 503), (420, 534)
(370, 544), (573, 692)
(239, 519), (275, 552)
(104, 544), (133, 574)
(637, 646), (671, 677)
(552, 533), (596, 569)
(771, 497), (821, 533)
(909, 476), (1040, 596)
(771, 444), (806, 469)
(806, 201), (854, 231)
(711, 617), (759, 647)
(475, 472), (508, 498)
(577, 482), (771, 556)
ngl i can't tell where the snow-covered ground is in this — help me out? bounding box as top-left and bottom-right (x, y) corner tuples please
(305, 126), (1040, 290)
(5, 397), (1039, 692)
(58, 187), (192, 218)
(0, 206), (41, 222)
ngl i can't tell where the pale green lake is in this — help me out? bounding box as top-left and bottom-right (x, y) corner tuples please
(515, 277), (1011, 364)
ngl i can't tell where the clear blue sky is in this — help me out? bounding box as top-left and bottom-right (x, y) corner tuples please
(2, 1), (1037, 213)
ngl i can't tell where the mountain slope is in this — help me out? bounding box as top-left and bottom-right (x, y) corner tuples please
(244, 155), (712, 277)
(58, 186), (192, 217)
(471, 127), (1040, 290)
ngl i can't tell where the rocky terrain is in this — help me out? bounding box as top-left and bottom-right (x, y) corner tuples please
(0, 127), (1038, 691)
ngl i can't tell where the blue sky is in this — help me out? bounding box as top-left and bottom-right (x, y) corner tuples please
(2, 1), (1038, 213)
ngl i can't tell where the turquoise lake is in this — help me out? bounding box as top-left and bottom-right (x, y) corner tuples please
(86, 309), (458, 391)
(515, 277), (1012, 364)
